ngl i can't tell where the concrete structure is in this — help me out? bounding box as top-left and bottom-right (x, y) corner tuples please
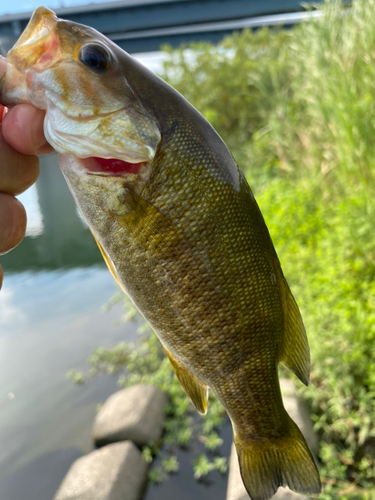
(54, 385), (167, 500)
(92, 384), (167, 447)
(0, 0), (327, 54)
(53, 441), (148, 500)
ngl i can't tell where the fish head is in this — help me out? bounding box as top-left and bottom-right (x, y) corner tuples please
(0, 6), (161, 166)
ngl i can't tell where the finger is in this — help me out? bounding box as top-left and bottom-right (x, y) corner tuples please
(0, 193), (26, 255)
(0, 56), (6, 125)
(0, 127), (40, 195)
(2, 104), (54, 156)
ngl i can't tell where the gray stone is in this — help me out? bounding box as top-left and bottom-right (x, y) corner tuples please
(226, 445), (249, 500)
(226, 379), (318, 500)
(92, 384), (167, 447)
(54, 441), (148, 500)
(280, 379), (319, 455)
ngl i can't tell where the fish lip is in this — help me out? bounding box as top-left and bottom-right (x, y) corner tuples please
(6, 7), (60, 73)
(13, 7), (57, 50)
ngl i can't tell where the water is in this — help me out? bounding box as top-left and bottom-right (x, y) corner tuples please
(0, 154), (231, 500)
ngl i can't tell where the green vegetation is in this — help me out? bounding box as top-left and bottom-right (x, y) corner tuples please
(71, 0), (375, 496)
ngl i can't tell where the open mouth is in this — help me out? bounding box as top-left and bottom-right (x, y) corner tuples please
(79, 157), (147, 176)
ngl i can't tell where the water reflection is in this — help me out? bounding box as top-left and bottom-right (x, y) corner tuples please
(0, 157), (137, 500)
(0, 153), (230, 500)
(1, 153), (103, 272)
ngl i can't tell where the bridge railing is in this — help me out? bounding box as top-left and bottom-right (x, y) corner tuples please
(0, 0), (324, 54)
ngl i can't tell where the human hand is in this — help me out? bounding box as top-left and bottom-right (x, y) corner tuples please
(0, 55), (54, 289)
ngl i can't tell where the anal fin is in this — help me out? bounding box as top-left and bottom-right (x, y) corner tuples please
(163, 345), (208, 415)
(279, 276), (310, 386)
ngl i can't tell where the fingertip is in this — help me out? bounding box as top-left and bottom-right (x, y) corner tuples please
(18, 156), (40, 194)
(0, 55), (6, 79)
(0, 130), (40, 195)
(2, 104), (54, 156)
(0, 194), (27, 255)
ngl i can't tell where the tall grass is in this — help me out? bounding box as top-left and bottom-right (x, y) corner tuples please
(162, 0), (375, 203)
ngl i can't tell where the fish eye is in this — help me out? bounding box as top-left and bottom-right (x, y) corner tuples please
(78, 44), (110, 73)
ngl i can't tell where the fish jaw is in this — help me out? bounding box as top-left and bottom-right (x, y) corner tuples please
(0, 7), (59, 108)
(42, 98), (159, 163)
(8, 7), (61, 72)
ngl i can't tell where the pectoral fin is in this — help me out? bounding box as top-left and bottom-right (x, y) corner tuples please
(92, 232), (125, 292)
(279, 276), (310, 386)
(163, 345), (208, 415)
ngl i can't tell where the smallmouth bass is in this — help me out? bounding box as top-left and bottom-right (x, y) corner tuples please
(0, 7), (321, 500)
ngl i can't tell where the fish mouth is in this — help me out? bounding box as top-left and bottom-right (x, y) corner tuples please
(62, 155), (153, 193)
(82, 157), (148, 177)
(60, 154), (153, 194)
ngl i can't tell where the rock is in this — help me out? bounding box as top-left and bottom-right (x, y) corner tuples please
(226, 445), (249, 500)
(53, 441), (148, 500)
(92, 384), (167, 447)
(226, 379), (318, 500)
(279, 379), (319, 455)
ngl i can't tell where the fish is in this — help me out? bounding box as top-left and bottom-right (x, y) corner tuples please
(0, 7), (321, 500)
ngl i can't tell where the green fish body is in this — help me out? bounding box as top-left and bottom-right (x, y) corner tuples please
(0, 7), (321, 499)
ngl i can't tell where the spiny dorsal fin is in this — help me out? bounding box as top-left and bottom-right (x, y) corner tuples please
(163, 345), (208, 415)
(279, 276), (310, 386)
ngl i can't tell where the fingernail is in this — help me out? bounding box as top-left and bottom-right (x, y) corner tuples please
(30, 107), (50, 154)
(0, 55), (7, 79)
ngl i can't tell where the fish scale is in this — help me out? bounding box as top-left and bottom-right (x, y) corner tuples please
(0, 6), (321, 500)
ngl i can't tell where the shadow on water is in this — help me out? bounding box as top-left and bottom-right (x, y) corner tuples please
(0, 153), (103, 272)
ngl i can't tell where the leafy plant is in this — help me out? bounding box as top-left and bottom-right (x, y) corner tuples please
(258, 181), (375, 498)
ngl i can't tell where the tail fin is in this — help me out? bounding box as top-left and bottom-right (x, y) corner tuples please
(233, 417), (321, 500)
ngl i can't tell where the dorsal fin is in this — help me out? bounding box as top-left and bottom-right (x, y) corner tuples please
(279, 276), (310, 386)
(163, 344), (208, 415)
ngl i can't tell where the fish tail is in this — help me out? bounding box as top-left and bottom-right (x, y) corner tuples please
(233, 417), (321, 500)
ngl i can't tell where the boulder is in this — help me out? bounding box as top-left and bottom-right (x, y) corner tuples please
(92, 384), (167, 447)
(54, 441), (147, 500)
